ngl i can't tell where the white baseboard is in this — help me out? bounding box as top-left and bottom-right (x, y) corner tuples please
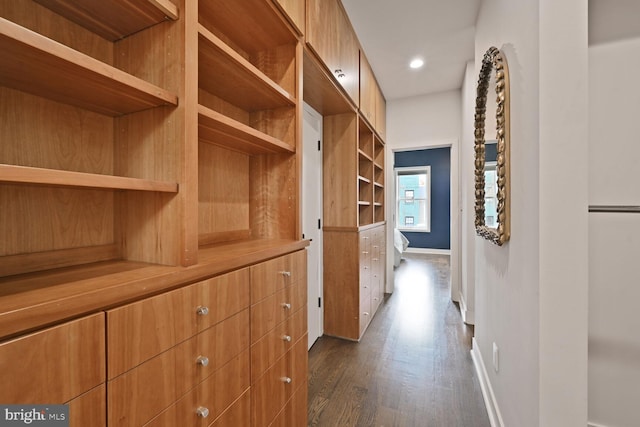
(459, 294), (475, 325)
(471, 338), (504, 427)
(588, 423), (610, 427)
(404, 247), (451, 255)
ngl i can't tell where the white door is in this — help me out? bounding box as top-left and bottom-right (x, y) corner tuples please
(302, 104), (323, 349)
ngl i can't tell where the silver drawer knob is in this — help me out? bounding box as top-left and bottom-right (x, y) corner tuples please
(196, 306), (209, 316)
(196, 356), (209, 366)
(281, 376), (292, 384)
(281, 303), (291, 310)
(363, 312), (370, 316)
(282, 335), (292, 342)
(280, 271), (291, 277)
(196, 407), (209, 418)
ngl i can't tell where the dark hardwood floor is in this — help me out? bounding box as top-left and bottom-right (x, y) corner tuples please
(308, 253), (490, 427)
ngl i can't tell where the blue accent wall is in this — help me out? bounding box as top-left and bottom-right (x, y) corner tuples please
(485, 142), (497, 162)
(395, 147), (450, 250)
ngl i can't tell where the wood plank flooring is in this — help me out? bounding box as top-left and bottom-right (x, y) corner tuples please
(308, 253), (490, 426)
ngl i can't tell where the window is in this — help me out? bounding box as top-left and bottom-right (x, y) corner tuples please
(396, 166), (430, 232)
(484, 161), (498, 228)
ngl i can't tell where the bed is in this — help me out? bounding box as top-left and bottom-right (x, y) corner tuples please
(393, 228), (410, 267)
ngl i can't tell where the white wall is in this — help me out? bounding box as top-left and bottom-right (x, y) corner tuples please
(469, 0), (589, 426)
(588, 36), (640, 427)
(460, 61), (476, 324)
(385, 90), (461, 300)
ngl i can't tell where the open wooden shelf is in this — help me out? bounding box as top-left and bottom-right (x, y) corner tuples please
(374, 181), (384, 188)
(0, 164), (178, 193)
(198, 0), (294, 55)
(358, 149), (373, 162)
(198, 25), (295, 112)
(0, 18), (178, 116)
(34, 0), (178, 41)
(198, 104), (294, 155)
(358, 175), (371, 184)
(358, 201), (371, 206)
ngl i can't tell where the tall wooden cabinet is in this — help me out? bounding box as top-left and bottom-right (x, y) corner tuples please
(304, 0), (388, 342)
(1, 0), (307, 426)
(321, 112), (386, 341)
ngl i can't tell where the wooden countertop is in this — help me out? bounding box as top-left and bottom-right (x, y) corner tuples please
(0, 238), (309, 340)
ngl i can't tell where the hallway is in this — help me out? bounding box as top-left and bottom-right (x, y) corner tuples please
(307, 253), (490, 426)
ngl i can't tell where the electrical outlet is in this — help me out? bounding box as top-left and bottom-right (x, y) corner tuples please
(492, 342), (499, 372)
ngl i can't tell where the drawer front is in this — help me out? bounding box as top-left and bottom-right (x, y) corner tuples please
(68, 385), (106, 427)
(250, 251), (306, 303)
(250, 279), (306, 342)
(0, 313), (105, 404)
(108, 310), (249, 427)
(251, 335), (308, 427)
(143, 351), (250, 427)
(251, 307), (307, 382)
(270, 385), (308, 427)
(359, 288), (372, 336)
(107, 268), (249, 378)
(208, 389), (250, 427)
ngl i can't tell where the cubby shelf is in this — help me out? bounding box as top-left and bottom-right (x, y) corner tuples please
(0, 164), (178, 192)
(33, 0), (178, 41)
(198, 25), (296, 112)
(358, 175), (371, 184)
(0, 18), (178, 116)
(198, 104), (294, 155)
(358, 149), (373, 162)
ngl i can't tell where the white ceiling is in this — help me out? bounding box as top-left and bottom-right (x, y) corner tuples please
(341, 0), (482, 101)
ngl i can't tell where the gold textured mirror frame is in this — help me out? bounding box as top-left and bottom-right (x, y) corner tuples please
(474, 47), (511, 245)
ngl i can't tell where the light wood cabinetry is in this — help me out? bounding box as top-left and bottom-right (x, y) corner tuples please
(306, 0), (359, 105)
(250, 250), (308, 427)
(274, 0), (306, 35)
(360, 51), (387, 140)
(323, 224), (385, 341)
(0, 313), (106, 425)
(1, 0), (307, 425)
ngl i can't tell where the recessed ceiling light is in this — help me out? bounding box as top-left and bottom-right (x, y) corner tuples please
(409, 58), (424, 69)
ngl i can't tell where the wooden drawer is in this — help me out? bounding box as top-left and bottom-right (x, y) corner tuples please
(250, 250), (306, 303)
(68, 385), (106, 427)
(107, 268), (250, 378)
(251, 334), (307, 427)
(270, 384), (308, 427)
(207, 390), (250, 427)
(0, 313), (105, 404)
(251, 306), (307, 382)
(143, 350), (250, 427)
(359, 288), (372, 336)
(108, 310), (249, 427)
(250, 279), (306, 342)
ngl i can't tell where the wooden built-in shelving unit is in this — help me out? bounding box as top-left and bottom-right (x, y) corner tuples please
(0, 0), (304, 335)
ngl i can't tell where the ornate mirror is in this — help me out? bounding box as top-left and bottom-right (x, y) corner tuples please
(474, 46), (511, 245)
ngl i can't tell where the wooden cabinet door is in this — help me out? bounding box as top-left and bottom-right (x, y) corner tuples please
(335, 3), (360, 104)
(274, 0), (305, 35)
(375, 84), (387, 140)
(360, 51), (377, 127)
(307, 0), (359, 104)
